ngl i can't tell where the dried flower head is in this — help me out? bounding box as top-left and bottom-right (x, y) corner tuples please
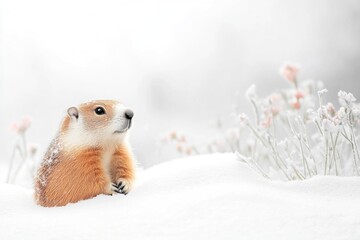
(169, 131), (178, 140)
(290, 100), (301, 110)
(322, 118), (339, 133)
(294, 90), (305, 99)
(336, 107), (347, 124)
(238, 113), (249, 124)
(317, 88), (328, 97)
(185, 147), (193, 155)
(338, 90), (356, 107)
(176, 143), (183, 153)
(10, 116), (32, 134)
(28, 144), (39, 158)
(326, 103), (336, 117)
(261, 115), (272, 129)
(271, 106), (280, 116)
(279, 62), (300, 83)
(305, 109), (318, 123)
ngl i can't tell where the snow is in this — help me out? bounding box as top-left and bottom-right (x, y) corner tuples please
(36, 136), (62, 189)
(1, 153), (360, 240)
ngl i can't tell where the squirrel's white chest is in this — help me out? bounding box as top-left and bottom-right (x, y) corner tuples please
(101, 151), (113, 181)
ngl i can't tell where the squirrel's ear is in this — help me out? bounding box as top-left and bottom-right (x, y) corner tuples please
(67, 106), (79, 120)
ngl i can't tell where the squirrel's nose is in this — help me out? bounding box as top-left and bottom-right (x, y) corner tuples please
(125, 109), (134, 120)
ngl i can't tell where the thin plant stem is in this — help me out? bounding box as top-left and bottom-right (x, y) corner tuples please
(330, 132), (339, 176)
(11, 133), (28, 183)
(324, 137), (329, 175)
(268, 141), (291, 180)
(315, 120), (324, 136)
(216, 119), (235, 152)
(287, 115), (311, 177)
(192, 146), (200, 155)
(5, 145), (18, 183)
(280, 117), (301, 152)
(235, 152), (270, 179)
(302, 141), (318, 174)
(247, 122), (290, 180)
(299, 118), (318, 174)
(291, 164), (305, 180)
(342, 126), (359, 175)
(246, 123), (268, 148)
(22, 133), (28, 159)
(250, 98), (260, 126)
(299, 136), (311, 177)
(349, 124), (360, 168)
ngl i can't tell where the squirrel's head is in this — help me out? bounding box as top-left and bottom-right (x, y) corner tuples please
(61, 100), (134, 148)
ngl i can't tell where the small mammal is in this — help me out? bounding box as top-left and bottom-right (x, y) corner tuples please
(35, 100), (136, 207)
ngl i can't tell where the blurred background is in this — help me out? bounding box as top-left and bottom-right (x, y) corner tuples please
(1, 0), (360, 180)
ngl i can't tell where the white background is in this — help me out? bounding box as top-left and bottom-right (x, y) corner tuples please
(1, 0), (359, 170)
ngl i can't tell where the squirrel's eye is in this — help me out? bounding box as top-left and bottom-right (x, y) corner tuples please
(94, 107), (106, 115)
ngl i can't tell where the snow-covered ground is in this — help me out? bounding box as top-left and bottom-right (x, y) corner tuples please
(1, 153), (360, 240)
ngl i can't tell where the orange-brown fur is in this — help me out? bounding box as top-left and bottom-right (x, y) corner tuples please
(111, 145), (135, 183)
(35, 100), (135, 207)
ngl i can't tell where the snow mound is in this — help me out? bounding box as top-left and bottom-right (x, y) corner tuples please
(1, 153), (360, 240)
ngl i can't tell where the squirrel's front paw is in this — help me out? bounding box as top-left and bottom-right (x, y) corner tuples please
(106, 182), (122, 195)
(115, 178), (133, 195)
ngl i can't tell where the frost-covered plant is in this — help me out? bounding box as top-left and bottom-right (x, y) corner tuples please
(160, 131), (199, 156)
(162, 62), (360, 181)
(6, 117), (38, 184)
(234, 62), (360, 180)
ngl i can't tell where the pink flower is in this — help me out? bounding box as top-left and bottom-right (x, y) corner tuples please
(261, 115), (272, 129)
(169, 131), (177, 140)
(279, 62), (300, 83)
(290, 100), (301, 110)
(176, 143), (183, 153)
(10, 116), (32, 134)
(326, 103), (336, 117)
(271, 106), (280, 116)
(185, 147), (193, 155)
(295, 90), (304, 99)
(238, 113), (249, 124)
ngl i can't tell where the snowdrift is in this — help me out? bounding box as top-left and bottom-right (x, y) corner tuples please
(1, 153), (360, 240)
